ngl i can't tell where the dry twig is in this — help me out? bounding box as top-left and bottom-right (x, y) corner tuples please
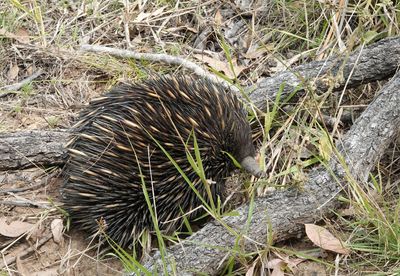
(0, 232), (53, 269)
(0, 69), (44, 97)
(79, 44), (239, 93)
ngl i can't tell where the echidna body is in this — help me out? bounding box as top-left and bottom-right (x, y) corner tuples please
(62, 76), (261, 247)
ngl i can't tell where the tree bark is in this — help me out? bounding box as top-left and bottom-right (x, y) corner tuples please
(0, 130), (68, 171)
(249, 36), (400, 110)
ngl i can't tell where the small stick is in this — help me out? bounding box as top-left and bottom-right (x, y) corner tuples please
(0, 69), (44, 97)
(0, 182), (45, 194)
(0, 200), (51, 209)
(0, 170), (59, 195)
(80, 44), (239, 93)
(0, 232), (53, 269)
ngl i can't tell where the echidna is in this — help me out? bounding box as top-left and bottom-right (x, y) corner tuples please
(62, 75), (262, 247)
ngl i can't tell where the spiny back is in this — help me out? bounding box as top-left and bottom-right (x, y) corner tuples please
(62, 75), (257, 247)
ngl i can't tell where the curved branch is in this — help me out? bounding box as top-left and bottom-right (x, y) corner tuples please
(80, 44), (239, 93)
(249, 36), (400, 110)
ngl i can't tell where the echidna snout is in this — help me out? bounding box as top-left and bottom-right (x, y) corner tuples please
(241, 156), (263, 178)
(62, 75), (261, 247)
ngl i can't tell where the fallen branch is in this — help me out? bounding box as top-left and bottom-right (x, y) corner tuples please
(0, 130), (68, 171)
(140, 72), (400, 274)
(0, 200), (51, 209)
(80, 44), (239, 93)
(0, 69), (44, 98)
(249, 36), (400, 110)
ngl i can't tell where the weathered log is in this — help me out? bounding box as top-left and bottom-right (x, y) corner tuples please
(140, 72), (400, 275)
(249, 36), (400, 110)
(0, 130), (68, 171)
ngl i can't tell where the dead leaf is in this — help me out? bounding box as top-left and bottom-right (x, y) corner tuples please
(340, 206), (356, 217)
(26, 65), (35, 75)
(245, 261), (256, 276)
(285, 257), (304, 270)
(273, 252), (305, 270)
(166, 26), (197, 33)
(50, 218), (64, 244)
(193, 54), (245, 79)
(15, 28), (30, 44)
(243, 47), (271, 59)
(268, 259), (285, 276)
(0, 217), (35, 238)
(0, 28), (16, 40)
(7, 63), (19, 80)
(134, 6), (165, 22)
(270, 52), (303, 73)
(214, 9), (223, 26)
(318, 132), (332, 161)
(0, 28), (30, 44)
(27, 223), (46, 241)
(305, 224), (350, 255)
